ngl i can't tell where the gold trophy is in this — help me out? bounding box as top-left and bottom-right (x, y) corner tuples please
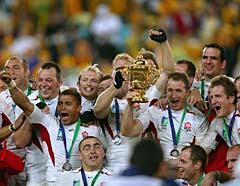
(127, 55), (160, 103)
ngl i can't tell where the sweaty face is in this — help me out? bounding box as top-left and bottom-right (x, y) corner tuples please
(226, 148), (240, 179)
(201, 47), (225, 80)
(79, 138), (105, 171)
(57, 95), (81, 125)
(4, 59), (28, 87)
(78, 70), (100, 100)
(209, 85), (235, 117)
(167, 79), (188, 110)
(37, 68), (62, 100)
(178, 149), (196, 181)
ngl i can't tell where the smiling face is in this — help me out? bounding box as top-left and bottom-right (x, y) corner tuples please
(77, 70), (100, 101)
(178, 149), (196, 181)
(79, 137), (105, 171)
(37, 68), (62, 100)
(201, 47), (225, 80)
(209, 85), (235, 117)
(57, 95), (81, 125)
(167, 79), (189, 110)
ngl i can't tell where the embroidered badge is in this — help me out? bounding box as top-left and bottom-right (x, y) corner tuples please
(57, 128), (63, 140)
(184, 122), (191, 132)
(161, 116), (168, 129)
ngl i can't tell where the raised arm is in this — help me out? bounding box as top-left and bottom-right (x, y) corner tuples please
(149, 29), (175, 73)
(94, 85), (118, 118)
(0, 71), (34, 116)
(94, 71), (124, 119)
(121, 102), (144, 137)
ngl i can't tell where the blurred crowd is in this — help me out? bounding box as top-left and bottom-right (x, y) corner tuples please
(0, 0), (239, 83)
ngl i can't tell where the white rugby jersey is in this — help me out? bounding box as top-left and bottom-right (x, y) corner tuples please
(105, 99), (141, 174)
(56, 167), (111, 186)
(27, 91), (60, 186)
(27, 105), (105, 183)
(201, 110), (240, 150)
(138, 105), (208, 160)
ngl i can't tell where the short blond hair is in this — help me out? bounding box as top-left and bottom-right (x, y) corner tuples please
(112, 53), (134, 68)
(78, 65), (103, 82)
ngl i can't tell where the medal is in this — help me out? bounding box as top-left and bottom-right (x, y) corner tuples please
(62, 161), (72, 171)
(170, 149), (180, 158)
(113, 135), (122, 146)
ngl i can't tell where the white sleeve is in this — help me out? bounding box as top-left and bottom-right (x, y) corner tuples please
(27, 105), (51, 128)
(200, 121), (218, 150)
(145, 85), (161, 100)
(137, 107), (152, 131)
(195, 115), (209, 143)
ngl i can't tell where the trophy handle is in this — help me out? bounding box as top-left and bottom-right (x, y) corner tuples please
(148, 67), (161, 86)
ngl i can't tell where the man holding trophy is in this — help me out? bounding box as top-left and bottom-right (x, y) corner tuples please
(121, 71), (209, 160)
(94, 29), (175, 174)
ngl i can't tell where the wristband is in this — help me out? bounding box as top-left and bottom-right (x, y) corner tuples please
(8, 124), (17, 132)
(7, 80), (17, 89)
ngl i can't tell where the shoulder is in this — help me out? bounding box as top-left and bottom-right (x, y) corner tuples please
(187, 106), (205, 117)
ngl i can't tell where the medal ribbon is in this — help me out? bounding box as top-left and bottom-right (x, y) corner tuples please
(38, 94), (45, 103)
(200, 80), (205, 100)
(60, 118), (81, 161)
(80, 167), (102, 186)
(115, 99), (120, 136)
(168, 106), (187, 148)
(197, 174), (204, 186)
(223, 111), (236, 146)
(26, 84), (32, 96)
(104, 99), (120, 140)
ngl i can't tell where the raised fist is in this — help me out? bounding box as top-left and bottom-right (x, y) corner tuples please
(113, 71), (125, 89)
(149, 28), (167, 43)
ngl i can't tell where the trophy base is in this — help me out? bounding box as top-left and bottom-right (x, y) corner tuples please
(131, 97), (148, 103)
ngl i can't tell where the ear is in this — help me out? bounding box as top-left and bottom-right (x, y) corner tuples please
(78, 152), (82, 161)
(78, 105), (82, 114)
(221, 60), (226, 70)
(77, 81), (80, 89)
(25, 69), (30, 78)
(186, 89), (191, 97)
(59, 78), (63, 86)
(194, 160), (202, 170)
(228, 95), (235, 104)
